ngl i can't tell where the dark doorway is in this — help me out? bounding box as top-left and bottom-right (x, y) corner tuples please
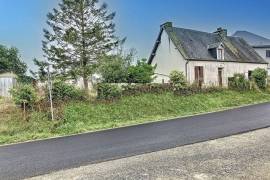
(218, 68), (223, 87)
(248, 71), (253, 80)
(195, 66), (204, 88)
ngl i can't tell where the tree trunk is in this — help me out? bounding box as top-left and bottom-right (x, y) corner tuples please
(83, 76), (89, 91)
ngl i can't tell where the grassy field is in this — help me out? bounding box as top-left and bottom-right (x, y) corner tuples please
(1, 90), (270, 145)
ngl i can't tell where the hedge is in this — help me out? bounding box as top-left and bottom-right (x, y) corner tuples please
(97, 83), (122, 100)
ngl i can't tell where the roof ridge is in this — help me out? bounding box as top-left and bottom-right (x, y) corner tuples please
(172, 26), (214, 35)
(172, 26), (238, 38)
(234, 30), (270, 41)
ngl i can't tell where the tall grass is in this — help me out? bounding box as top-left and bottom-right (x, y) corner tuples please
(1, 90), (270, 145)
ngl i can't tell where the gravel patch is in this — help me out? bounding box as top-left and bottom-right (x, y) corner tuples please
(28, 128), (270, 180)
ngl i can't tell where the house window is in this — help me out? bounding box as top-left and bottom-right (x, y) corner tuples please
(217, 48), (224, 60)
(266, 50), (270, 58)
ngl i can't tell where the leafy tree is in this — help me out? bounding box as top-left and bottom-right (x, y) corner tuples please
(98, 52), (133, 83)
(0, 45), (27, 79)
(10, 84), (37, 108)
(127, 59), (156, 83)
(43, 0), (123, 90)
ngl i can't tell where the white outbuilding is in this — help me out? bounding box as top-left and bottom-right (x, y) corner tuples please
(0, 72), (17, 97)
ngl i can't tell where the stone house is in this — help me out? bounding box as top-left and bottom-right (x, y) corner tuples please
(148, 22), (268, 87)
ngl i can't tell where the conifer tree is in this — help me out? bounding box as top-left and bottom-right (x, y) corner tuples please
(43, 0), (122, 90)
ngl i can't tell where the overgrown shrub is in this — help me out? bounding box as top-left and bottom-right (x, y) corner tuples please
(251, 68), (267, 89)
(169, 70), (187, 86)
(10, 84), (37, 108)
(99, 55), (156, 84)
(99, 54), (129, 83)
(122, 83), (173, 96)
(97, 83), (122, 100)
(50, 81), (85, 101)
(127, 59), (156, 83)
(173, 84), (223, 96)
(228, 74), (250, 91)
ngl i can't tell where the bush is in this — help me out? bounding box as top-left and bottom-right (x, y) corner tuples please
(97, 83), (122, 100)
(173, 84), (223, 96)
(50, 81), (85, 101)
(99, 56), (156, 84)
(127, 59), (156, 83)
(10, 84), (37, 108)
(99, 54), (129, 83)
(169, 70), (187, 86)
(122, 83), (173, 96)
(228, 74), (250, 91)
(251, 68), (267, 89)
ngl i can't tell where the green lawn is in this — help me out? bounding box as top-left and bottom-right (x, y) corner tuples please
(1, 90), (270, 145)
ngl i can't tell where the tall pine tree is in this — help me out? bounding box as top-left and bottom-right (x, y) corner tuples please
(42, 0), (122, 90)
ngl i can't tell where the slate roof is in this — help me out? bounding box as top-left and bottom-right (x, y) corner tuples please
(233, 31), (270, 47)
(207, 42), (223, 49)
(149, 23), (267, 64)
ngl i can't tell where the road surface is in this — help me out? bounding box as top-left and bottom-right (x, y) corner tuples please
(1, 103), (270, 180)
(28, 128), (270, 180)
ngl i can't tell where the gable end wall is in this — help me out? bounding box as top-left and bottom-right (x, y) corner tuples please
(151, 31), (187, 83)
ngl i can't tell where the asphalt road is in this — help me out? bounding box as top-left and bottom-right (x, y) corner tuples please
(1, 103), (270, 180)
(29, 128), (270, 180)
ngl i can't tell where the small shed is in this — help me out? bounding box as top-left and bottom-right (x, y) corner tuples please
(0, 72), (17, 97)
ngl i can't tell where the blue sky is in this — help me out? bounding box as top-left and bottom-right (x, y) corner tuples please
(0, 0), (270, 71)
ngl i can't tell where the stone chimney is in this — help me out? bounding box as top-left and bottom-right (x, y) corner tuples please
(214, 27), (227, 37)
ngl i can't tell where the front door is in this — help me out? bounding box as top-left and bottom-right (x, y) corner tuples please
(218, 68), (223, 87)
(195, 66), (204, 88)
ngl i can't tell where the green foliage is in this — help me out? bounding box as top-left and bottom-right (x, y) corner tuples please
(228, 73), (250, 91)
(43, 0), (123, 89)
(173, 85), (223, 96)
(50, 81), (85, 101)
(97, 83), (122, 100)
(251, 68), (267, 89)
(10, 84), (37, 108)
(2, 90), (270, 144)
(99, 56), (156, 84)
(0, 45), (27, 79)
(122, 83), (173, 96)
(99, 54), (131, 83)
(53, 91), (270, 136)
(169, 70), (187, 86)
(127, 59), (156, 83)
(18, 75), (35, 84)
(30, 58), (48, 82)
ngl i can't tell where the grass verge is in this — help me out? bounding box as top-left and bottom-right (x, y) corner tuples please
(1, 90), (270, 145)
